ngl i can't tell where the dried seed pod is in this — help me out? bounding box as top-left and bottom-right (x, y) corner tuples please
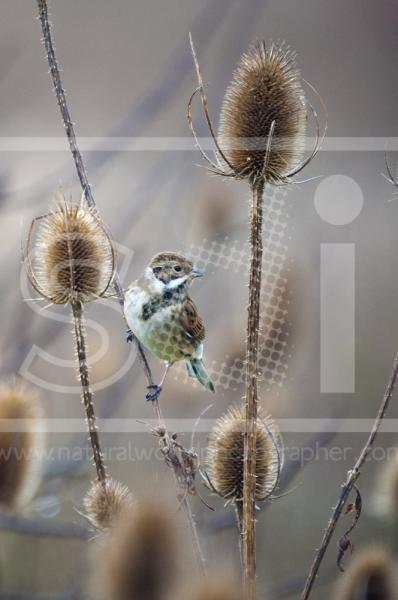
(335, 545), (398, 600)
(25, 199), (115, 305)
(104, 501), (178, 600)
(0, 381), (43, 509)
(218, 42), (306, 183)
(206, 404), (282, 502)
(84, 478), (133, 531)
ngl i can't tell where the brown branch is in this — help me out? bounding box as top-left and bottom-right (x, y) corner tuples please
(71, 301), (106, 484)
(300, 349), (398, 599)
(243, 181), (264, 599)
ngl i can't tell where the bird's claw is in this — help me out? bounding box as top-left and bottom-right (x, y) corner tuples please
(126, 328), (134, 343)
(146, 384), (162, 402)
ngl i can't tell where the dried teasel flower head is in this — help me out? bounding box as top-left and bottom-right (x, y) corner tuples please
(0, 380), (43, 509)
(218, 42), (307, 184)
(25, 198), (115, 305)
(83, 478), (133, 531)
(206, 404), (282, 502)
(334, 545), (398, 600)
(105, 500), (178, 600)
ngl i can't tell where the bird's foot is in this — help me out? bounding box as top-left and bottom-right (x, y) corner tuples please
(126, 328), (134, 343)
(146, 384), (162, 402)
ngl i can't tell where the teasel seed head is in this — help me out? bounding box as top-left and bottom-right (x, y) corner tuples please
(83, 478), (134, 531)
(206, 404), (283, 502)
(0, 380), (43, 509)
(105, 500), (178, 600)
(335, 545), (397, 600)
(218, 42), (306, 184)
(25, 198), (115, 305)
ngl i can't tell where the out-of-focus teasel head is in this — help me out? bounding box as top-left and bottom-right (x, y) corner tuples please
(0, 380), (43, 510)
(188, 35), (326, 187)
(334, 545), (398, 600)
(24, 198), (115, 305)
(103, 500), (178, 600)
(205, 404), (283, 503)
(83, 478), (134, 532)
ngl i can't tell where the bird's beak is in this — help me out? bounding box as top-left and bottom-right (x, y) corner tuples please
(191, 266), (204, 278)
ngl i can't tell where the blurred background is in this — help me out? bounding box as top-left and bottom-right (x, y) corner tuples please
(1, 0), (398, 597)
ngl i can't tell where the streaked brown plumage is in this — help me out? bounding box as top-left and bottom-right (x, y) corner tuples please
(124, 252), (214, 393)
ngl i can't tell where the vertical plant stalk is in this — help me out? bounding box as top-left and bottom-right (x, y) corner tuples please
(301, 349), (398, 600)
(243, 180), (264, 600)
(72, 301), (106, 484)
(35, 0), (154, 387)
(235, 500), (244, 565)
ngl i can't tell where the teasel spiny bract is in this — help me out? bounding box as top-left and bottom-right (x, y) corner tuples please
(24, 198), (116, 484)
(0, 381), (43, 510)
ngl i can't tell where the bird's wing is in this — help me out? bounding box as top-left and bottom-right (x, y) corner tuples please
(179, 297), (205, 343)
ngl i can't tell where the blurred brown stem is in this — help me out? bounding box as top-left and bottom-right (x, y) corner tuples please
(243, 181), (264, 600)
(71, 301), (106, 483)
(35, 0), (154, 387)
(301, 349), (398, 600)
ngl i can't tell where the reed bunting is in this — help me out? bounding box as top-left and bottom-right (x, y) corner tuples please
(124, 252), (215, 398)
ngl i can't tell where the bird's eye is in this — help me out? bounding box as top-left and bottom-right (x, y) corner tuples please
(153, 266), (162, 274)
(174, 265), (182, 272)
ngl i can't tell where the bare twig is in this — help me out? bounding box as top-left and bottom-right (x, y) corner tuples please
(71, 301), (106, 484)
(148, 398), (208, 577)
(300, 349), (398, 599)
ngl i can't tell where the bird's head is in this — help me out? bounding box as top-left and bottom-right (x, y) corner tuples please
(147, 252), (203, 290)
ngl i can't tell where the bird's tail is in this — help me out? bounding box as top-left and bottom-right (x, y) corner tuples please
(186, 359), (215, 393)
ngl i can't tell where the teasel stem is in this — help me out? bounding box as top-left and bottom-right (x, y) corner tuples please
(300, 348), (398, 600)
(35, 0), (154, 389)
(243, 180), (264, 600)
(71, 301), (106, 484)
(235, 500), (244, 566)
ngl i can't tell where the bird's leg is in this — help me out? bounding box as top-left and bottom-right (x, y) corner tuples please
(146, 362), (174, 402)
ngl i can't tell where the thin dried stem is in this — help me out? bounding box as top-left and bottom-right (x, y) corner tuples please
(71, 301), (106, 484)
(300, 349), (398, 600)
(150, 398), (207, 578)
(35, 0), (154, 388)
(243, 180), (264, 600)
